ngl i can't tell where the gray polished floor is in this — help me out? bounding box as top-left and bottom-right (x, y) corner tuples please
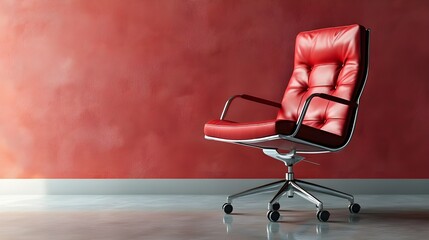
(0, 194), (428, 239)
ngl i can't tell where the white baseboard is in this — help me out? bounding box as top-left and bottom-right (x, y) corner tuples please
(0, 179), (428, 195)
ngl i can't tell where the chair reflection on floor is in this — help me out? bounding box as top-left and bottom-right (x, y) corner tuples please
(222, 215), (329, 239)
(223, 214), (360, 240)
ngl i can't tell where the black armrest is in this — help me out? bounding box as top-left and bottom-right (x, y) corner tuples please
(291, 93), (358, 136)
(220, 94), (281, 120)
(240, 94), (282, 108)
(310, 93), (358, 108)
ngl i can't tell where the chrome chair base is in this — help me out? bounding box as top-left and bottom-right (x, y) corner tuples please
(222, 156), (360, 222)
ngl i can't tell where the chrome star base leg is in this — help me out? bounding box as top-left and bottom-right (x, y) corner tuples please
(222, 149), (361, 222)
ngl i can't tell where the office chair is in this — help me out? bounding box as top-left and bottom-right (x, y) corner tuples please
(204, 24), (370, 222)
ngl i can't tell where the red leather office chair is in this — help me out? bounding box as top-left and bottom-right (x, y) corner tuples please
(204, 24), (370, 222)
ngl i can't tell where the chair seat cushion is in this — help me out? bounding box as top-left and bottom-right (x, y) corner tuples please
(204, 119), (346, 148)
(204, 119), (278, 140)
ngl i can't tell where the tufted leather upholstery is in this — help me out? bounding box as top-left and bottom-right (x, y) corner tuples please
(204, 24), (368, 149)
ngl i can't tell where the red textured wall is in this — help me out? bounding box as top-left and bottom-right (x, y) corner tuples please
(1, 0), (428, 178)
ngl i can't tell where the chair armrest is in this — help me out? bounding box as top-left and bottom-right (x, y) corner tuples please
(291, 93), (358, 136)
(220, 94), (281, 120)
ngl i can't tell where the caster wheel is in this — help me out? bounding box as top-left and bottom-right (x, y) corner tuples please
(349, 203), (361, 214)
(317, 210), (330, 222)
(267, 211), (280, 222)
(272, 202), (280, 211)
(222, 203), (233, 214)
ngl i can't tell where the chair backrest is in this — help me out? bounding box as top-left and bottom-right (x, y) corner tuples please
(277, 24), (369, 138)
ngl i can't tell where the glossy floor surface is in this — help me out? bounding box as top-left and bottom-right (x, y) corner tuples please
(0, 194), (428, 239)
